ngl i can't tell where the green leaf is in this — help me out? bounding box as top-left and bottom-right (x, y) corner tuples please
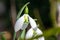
(18, 29), (26, 40)
(20, 29), (26, 40)
(1, 35), (6, 40)
(13, 32), (16, 40)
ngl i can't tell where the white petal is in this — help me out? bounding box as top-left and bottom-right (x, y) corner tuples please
(36, 28), (45, 40)
(14, 15), (25, 32)
(26, 28), (33, 39)
(28, 15), (37, 29)
(21, 23), (29, 30)
(36, 28), (43, 35)
(38, 36), (45, 40)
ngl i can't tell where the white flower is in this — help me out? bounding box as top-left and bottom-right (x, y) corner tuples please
(25, 28), (44, 40)
(14, 14), (37, 32)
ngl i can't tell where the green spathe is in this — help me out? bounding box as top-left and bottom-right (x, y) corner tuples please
(17, 2), (30, 19)
(25, 6), (29, 14)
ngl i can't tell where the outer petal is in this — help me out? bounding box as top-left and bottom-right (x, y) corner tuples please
(14, 15), (24, 32)
(26, 28), (33, 39)
(28, 15), (37, 29)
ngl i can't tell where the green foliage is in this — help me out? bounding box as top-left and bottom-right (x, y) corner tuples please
(1, 35), (6, 40)
(46, 36), (57, 40)
(0, 32), (6, 40)
(13, 32), (16, 40)
(18, 29), (26, 40)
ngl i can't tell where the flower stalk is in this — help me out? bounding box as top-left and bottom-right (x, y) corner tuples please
(13, 2), (30, 40)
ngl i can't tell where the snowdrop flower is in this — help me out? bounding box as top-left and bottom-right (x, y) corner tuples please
(14, 13), (37, 32)
(26, 28), (44, 40)
(14, 6), (37, 32)
(14, 4), (38, 33)
(14, 5), (44, 40)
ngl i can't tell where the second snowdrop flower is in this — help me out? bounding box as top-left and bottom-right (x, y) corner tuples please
(26, 28), (44, 40)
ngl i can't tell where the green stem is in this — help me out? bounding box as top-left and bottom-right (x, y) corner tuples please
(13, 32), (16, 40)
(18, 29), (26, 40)
(14, 2), (30, 40)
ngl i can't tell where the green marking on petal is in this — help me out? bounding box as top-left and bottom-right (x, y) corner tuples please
(33, 30), (37, 37)
(24, 14), (29, 23)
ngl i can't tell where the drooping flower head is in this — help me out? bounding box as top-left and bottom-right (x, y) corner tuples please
(14, 11), (37, 32)
(14, 2), (45, 40)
